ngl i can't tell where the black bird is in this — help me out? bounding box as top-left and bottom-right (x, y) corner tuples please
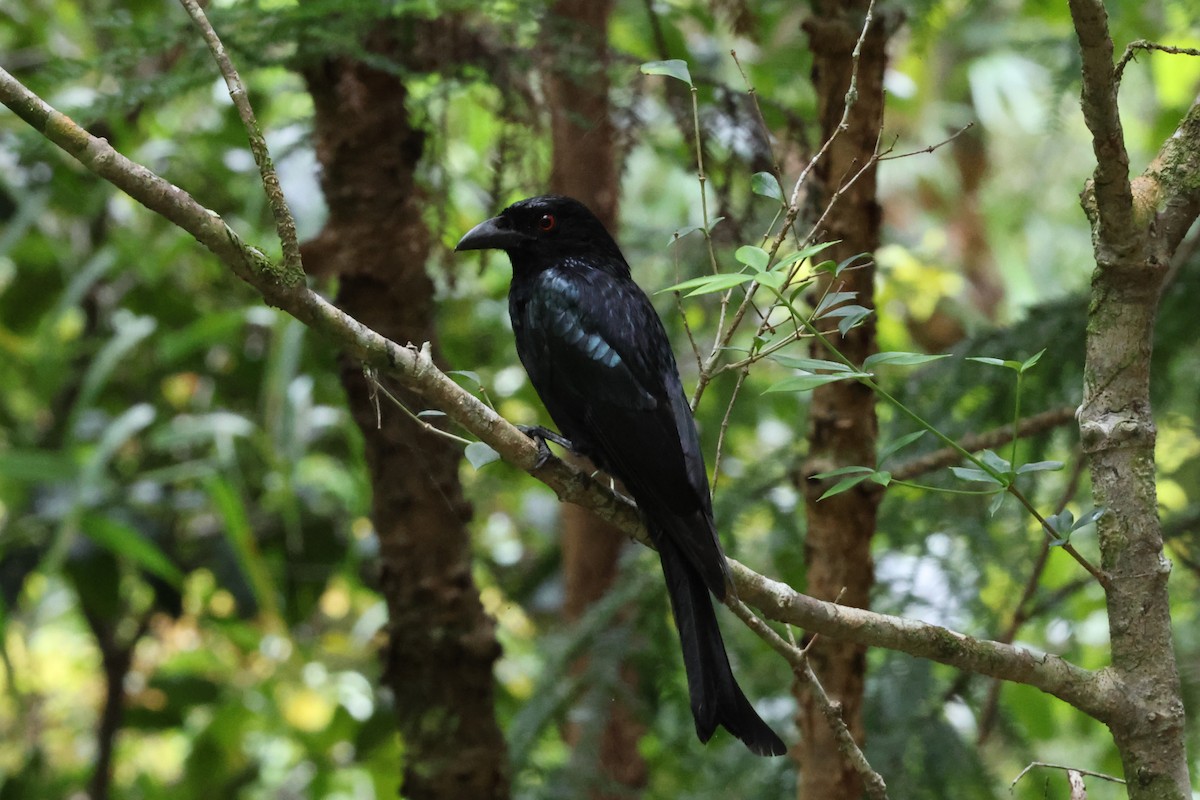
(456, 195), (786, 757)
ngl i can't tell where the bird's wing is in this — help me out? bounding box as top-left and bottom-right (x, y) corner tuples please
(519, 267), (728, 594)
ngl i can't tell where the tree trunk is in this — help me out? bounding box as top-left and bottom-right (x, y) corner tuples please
(301, 35), (509, 800)
(797, 4), (891, 799)
(543, 1), (647, 794)
(1067, 4), (1196, 795)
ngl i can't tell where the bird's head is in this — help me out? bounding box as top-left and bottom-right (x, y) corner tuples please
(455, 195), (627, 274)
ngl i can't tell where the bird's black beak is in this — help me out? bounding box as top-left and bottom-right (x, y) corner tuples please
(455, 216), (530, 252)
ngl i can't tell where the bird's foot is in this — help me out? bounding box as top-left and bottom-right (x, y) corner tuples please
(589, 469), (618, 493)
(517, 425), (572, 468)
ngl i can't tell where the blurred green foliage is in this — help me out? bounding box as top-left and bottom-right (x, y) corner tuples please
(1, 0), (1198, 798)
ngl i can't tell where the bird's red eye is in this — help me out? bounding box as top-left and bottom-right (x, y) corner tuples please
(539, 214), (556, 232)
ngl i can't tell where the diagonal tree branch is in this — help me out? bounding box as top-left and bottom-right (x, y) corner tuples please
(727, 561), (1121, 721)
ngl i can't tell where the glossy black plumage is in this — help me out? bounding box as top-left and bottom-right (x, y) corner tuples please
(456, 195), (785, 757)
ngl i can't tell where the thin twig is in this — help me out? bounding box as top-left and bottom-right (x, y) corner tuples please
(364, 365), (383, 429)
(727, 131), (890, 382)
(797, 586), (849, 655)
(726, 598), (888, 800)
(890, 406), (1077, 481)
(690, 81), (722, 279)
(975, 454), (1086, 743)
(1114, 40), (1200, 86)
(690, 0), (878, 411)
(179, 0), (303, 275)
(789, 304), (1105, 586)
(1011, 761), (1125, 789)
(710, 366), (749, 492)
(799, 128), (888, 246)
(876, 122), (975, 161)
(366, 370), (474, 447)
(730, 49), (788, 213)
(670, 243), (705, 373)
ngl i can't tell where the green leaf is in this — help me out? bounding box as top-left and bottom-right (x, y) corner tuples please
(979, 449), (1013, 475)
(1052, 509), (1074, 530)
(965, 356), (1010, 368)
(755, 270), (786, 290)
(813, 250), (872, 276)
(640, 59), (692, 86)
(1046, 510), (1074, 544)
(751, 171), (785, 203)
(988, 491), (1006, 516)
(967, 355), (1031, 371)
(735, 245), (770, 271)
(669, 217), (724, 243)
(465, 441), (501, 469)
(819, 473), (871, 500)
(1016, 460), (1065, 475)
(800, 241), (841, 260)
(770, 355), (854, 372)
(1072, 507), (1105, 531)
(863, 352), (951, 369)
(787, 278), (817, 303)
(869, 471), (892, 486)
(81, 514), (184, 587)
(949, 466), (1002, 485)
(834, 306), (873, 335)
(778, 241), (840, 268)
(449, 370), (482, 386)
(878, 430), (927, 464)
(671, 224), (706, 241)
(811, 465), (875, 480)
(1021, 349), (1046, 372)
(764, 371), (868, 393)
(660, 272), (755, 297)
(814, 290), (858, 316)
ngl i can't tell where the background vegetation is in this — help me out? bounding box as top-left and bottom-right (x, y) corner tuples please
(1, 0), (1198, 798)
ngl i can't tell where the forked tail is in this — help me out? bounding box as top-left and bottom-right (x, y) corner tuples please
(656, 535), (787, 757)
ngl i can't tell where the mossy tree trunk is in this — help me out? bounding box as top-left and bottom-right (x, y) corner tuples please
(301, 28), (510, 800)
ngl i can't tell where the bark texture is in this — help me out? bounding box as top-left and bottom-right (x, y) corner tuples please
(301, 35), (509, 800)
(1068, 4), (1199, 798)
(543, 0), (647, 793)
(797, 4), (891, 799)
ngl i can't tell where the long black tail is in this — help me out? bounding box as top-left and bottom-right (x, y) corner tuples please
(656, 535), (787, 756)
